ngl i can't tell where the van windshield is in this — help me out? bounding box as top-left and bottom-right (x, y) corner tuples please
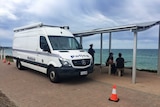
(48, 36), (82, 50)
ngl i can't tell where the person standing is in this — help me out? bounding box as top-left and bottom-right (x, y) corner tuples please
(88, 44), (95, 64)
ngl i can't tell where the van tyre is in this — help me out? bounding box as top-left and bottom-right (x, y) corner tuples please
(80, 74), (88, 79)
(48, 67), (59, 83)
(16, 59), (23, 70)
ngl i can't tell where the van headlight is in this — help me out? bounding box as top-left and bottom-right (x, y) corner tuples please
(59, 58), (71, 66)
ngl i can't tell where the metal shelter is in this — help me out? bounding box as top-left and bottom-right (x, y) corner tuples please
(73, 21), (160, 84)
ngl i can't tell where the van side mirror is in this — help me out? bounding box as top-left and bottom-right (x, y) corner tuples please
(43, 44), (50, 53)
(78, 44), (83, 49)
(80, 44), (83, 49)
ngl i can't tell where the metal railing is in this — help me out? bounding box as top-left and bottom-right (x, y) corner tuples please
(0, 46), (12, 60)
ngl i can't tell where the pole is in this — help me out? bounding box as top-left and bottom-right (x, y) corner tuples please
(157, 24), (160, 75)
(100, 33), (103, 65)
(109, 32), (112, 54)
(132, 32), (137, 84)
(108, 32), (112, 75)
(100, 33), (103, 72)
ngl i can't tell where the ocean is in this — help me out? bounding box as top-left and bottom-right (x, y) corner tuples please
(93, 49), (158, 71)
(2, 48), (158, 71)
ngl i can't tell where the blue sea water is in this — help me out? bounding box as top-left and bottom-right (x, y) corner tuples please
(2, 49), (12, 56)
(3, 48), (158, 71)
(93, 49), (158, 71)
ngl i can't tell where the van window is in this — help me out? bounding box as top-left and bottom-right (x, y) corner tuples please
(48, 36), (82, 50)
(40, 36), (50, 52)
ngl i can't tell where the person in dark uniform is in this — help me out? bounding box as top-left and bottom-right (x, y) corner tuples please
(88, 44), (95, 64)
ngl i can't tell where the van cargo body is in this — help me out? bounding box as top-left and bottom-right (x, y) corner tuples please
(12, 22), (94, 83)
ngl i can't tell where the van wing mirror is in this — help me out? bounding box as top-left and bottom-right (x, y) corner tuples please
(42, 44), (50, 52)
(78, 44), (83, 49)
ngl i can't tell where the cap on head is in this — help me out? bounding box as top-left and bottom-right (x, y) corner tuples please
(90, 44), (93, 46)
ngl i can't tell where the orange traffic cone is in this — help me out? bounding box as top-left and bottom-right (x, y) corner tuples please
(7, 61), (11, 65)
(3, 59), (6, 63)
(108, 85), (119, 102)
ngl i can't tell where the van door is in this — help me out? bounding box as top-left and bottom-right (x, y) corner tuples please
(37, 36), (51, 74)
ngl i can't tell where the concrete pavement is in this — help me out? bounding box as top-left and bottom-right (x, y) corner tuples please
(0, 61), (160, 107)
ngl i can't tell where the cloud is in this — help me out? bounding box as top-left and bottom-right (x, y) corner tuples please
(116, 0), (160, 23)
(137, 39), (158, 49)
(22, 0), (118, 31)
(0, 1), (17, 21)
(24, 0), (77, 18)
(0, 28), (13, 46)
(0, 0), (30, 21)
(0, 0), (160, 48)
(0, 28), (13, 39)
(77, 11), (118, 29)
(82, 34), (134, 49)
(0, 10), (17, 21)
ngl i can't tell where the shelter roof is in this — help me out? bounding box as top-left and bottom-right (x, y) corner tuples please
(73, 21), (160, 37)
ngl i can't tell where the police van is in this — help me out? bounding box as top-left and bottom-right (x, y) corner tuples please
(12, 22), (94, 83)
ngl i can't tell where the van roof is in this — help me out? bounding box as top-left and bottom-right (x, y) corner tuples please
(13, 22), (69, 32)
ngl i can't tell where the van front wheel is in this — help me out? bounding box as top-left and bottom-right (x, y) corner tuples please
(48, 67), (59, 83)
(16, 60), (23, 70)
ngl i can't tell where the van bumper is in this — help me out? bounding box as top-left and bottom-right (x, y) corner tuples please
(55, 64), (94, 77)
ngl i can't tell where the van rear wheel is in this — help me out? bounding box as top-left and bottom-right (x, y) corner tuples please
(48, 67), (59, 83)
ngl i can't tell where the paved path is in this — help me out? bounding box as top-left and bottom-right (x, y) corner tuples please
(0, 61), (160, 107)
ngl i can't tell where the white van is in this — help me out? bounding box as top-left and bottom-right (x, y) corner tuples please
(12, 22), (94, 83)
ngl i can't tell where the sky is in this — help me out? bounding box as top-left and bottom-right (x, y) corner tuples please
(0, 0), (160, 49)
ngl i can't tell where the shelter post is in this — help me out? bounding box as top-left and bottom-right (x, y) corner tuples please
(108, 32), (112, 75)
(100, 33), (103, 65)
(109, 32), (112, 54)
(157, 24), (160, 75)
(132, 31), (137, 84)
(100, 33), (103, 72)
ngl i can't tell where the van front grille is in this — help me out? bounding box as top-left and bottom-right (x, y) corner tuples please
(72, 59), (90, 66)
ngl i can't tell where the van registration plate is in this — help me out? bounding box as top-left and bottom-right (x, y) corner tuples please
(80, 71), (88, 75)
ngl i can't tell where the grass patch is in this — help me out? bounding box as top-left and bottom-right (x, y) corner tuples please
(6, 55), (13, 62)
(0, 90), (17, 107)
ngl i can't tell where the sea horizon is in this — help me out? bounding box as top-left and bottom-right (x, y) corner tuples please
(1, 48), (159, 71)
(85, 49), (158, 71)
